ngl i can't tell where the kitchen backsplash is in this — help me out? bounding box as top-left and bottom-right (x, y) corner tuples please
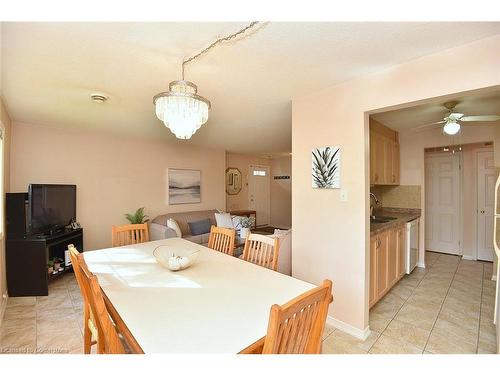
(370, 185), (421, 209)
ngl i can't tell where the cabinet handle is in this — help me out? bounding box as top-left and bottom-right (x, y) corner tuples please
(480, 210), (485, 214)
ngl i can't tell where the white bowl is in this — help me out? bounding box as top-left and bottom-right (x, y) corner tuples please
(153, 245), (200, 271)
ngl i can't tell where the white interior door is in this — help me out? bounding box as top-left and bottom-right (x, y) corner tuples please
(425, 153), (461, 255)
(248, 165), (270, 226)
(476, 150), (496, 261)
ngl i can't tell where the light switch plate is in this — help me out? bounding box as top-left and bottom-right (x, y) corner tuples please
(340, 189), (348, 202)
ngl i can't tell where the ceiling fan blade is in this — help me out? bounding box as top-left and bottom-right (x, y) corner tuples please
(412, 120), (445, 132)
(460, 115), (500, 122)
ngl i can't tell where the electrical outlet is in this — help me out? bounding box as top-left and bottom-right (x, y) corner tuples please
(340, 189), (348, 202)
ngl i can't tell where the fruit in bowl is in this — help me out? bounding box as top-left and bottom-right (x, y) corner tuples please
(153, 245), (200, 271)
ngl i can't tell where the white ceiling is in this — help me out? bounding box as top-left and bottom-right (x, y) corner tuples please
(2, 22), (500, 154)
(372, 89), (500, 131)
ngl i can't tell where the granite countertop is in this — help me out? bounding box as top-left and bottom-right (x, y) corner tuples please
(370, 207), (421, 236)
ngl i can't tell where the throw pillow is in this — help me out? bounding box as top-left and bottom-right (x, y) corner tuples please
(215, 212), (234, 229)
(167, 218), (182, 238)
(231, 215), (244, 230)
(188, 218), (212, 236)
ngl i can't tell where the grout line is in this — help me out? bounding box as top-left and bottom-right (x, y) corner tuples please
(367, 253), (435, 353)
(476, 263), (485, 354)
(421, 255), (463, 353)
(35, 297), (37, 351)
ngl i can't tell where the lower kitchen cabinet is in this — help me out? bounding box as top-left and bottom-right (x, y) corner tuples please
(370, 223), (406, 308)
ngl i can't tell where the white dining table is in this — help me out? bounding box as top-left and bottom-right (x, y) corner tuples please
(83, 237), (316, 353)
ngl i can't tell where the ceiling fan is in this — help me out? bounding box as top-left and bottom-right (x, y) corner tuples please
(414, 101), (500, 135)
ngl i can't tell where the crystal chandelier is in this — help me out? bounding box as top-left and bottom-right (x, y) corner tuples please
(153, 22), (259, 140)
(154, 81), (210, 139)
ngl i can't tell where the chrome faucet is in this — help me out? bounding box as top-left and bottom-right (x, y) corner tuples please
(370, 192), (380, 205)
(370, 192), (380, 218)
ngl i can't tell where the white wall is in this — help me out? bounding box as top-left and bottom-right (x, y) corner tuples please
(226, 153), (292, 228)
(270, 156), (292, 228)
(399, 125), (496, 266)
(292, 35), (500, 338)
(10, 122), (226, 250)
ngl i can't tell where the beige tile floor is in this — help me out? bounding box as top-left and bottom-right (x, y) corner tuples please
(322, 251), (498, 354)
(0, 273), (85, 354)
(0, 251), (497, 354)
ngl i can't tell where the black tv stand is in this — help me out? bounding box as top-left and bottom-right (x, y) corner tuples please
(5, 193), (84, 296)
(6, 228), (84, 296)
(35, 227), (66, 239)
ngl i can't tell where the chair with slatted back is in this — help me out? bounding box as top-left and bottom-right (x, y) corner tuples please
(262, 279), (333, 354)
(242, 233), (280, 271)
(111, 223), (149, 247)
(68, 244), (101, 354)
(207, 225), (236, 256)
(82, 268), (127, 354)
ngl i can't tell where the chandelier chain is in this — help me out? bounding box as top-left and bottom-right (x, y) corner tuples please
(182, 21), (259, 80)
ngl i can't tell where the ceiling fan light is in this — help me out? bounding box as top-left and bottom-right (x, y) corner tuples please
(443, 121), (461, 135)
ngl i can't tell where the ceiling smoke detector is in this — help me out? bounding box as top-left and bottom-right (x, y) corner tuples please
(90, 93), (109, 103)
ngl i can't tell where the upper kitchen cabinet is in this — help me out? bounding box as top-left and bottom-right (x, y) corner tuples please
(370, 119), (400, 185)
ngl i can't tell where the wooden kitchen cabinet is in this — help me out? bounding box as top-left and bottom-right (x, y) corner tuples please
(376, 230), (390, 300)
(391, 141), (400, 185)
(388, 228), (398, 287)
(370, 119), (400, 185)
(370, 223), (407, 308)
(369, 236), (378, 307)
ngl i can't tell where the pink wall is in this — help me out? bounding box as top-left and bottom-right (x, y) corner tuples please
(0, 97), (12, 319)
(225, 153), (292, 228)
(10, 122), (226, 250)
(292, 35), (500, 338)
(399, 124), (496, 266)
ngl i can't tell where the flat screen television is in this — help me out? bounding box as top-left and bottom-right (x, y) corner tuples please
(28, 184), (76, 235)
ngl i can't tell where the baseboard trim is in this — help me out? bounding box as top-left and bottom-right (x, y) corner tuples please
(461, 255), (477, 261)
(326, 315), (371, 341)
(417, 262), (426, 269)
(0, 294), (8, 329)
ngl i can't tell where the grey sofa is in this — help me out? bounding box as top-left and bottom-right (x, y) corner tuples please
(149, 209), (217, 246)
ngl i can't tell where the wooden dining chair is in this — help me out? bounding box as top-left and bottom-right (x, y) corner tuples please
(262, 279), (333, 354)
(242, 233), (280, 271)
(83, 268), (127, 354)
(68, 244), (101, 354)
(111, 223), (149, 247)
(207, 225), (236, 256)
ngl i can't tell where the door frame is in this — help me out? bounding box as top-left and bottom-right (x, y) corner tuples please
(248, 164), (271, 227)
(473, 147), (496, 261)
(424, 150), (463, 256)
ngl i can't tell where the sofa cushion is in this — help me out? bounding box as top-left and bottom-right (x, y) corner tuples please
(215, 212), (234, 229)
(166, 218), (182, 237)
(184, 233), (210, 246)
(152, 209), (217, 236)
(188, 218), (212, 236)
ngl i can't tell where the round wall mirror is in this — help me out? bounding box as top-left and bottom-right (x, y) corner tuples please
(226, 167), (242, 195)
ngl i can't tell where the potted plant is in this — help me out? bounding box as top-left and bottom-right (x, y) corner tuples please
(239, 216), (255, 239)
(125, 207), (149, 224)
(47, 260), (54, 275)
(53, 257), (64, 272)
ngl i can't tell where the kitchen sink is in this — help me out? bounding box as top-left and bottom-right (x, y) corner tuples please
(370, 215), (397, 223)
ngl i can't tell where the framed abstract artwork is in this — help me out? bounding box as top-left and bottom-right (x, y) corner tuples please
(168, 168), (201, 204)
